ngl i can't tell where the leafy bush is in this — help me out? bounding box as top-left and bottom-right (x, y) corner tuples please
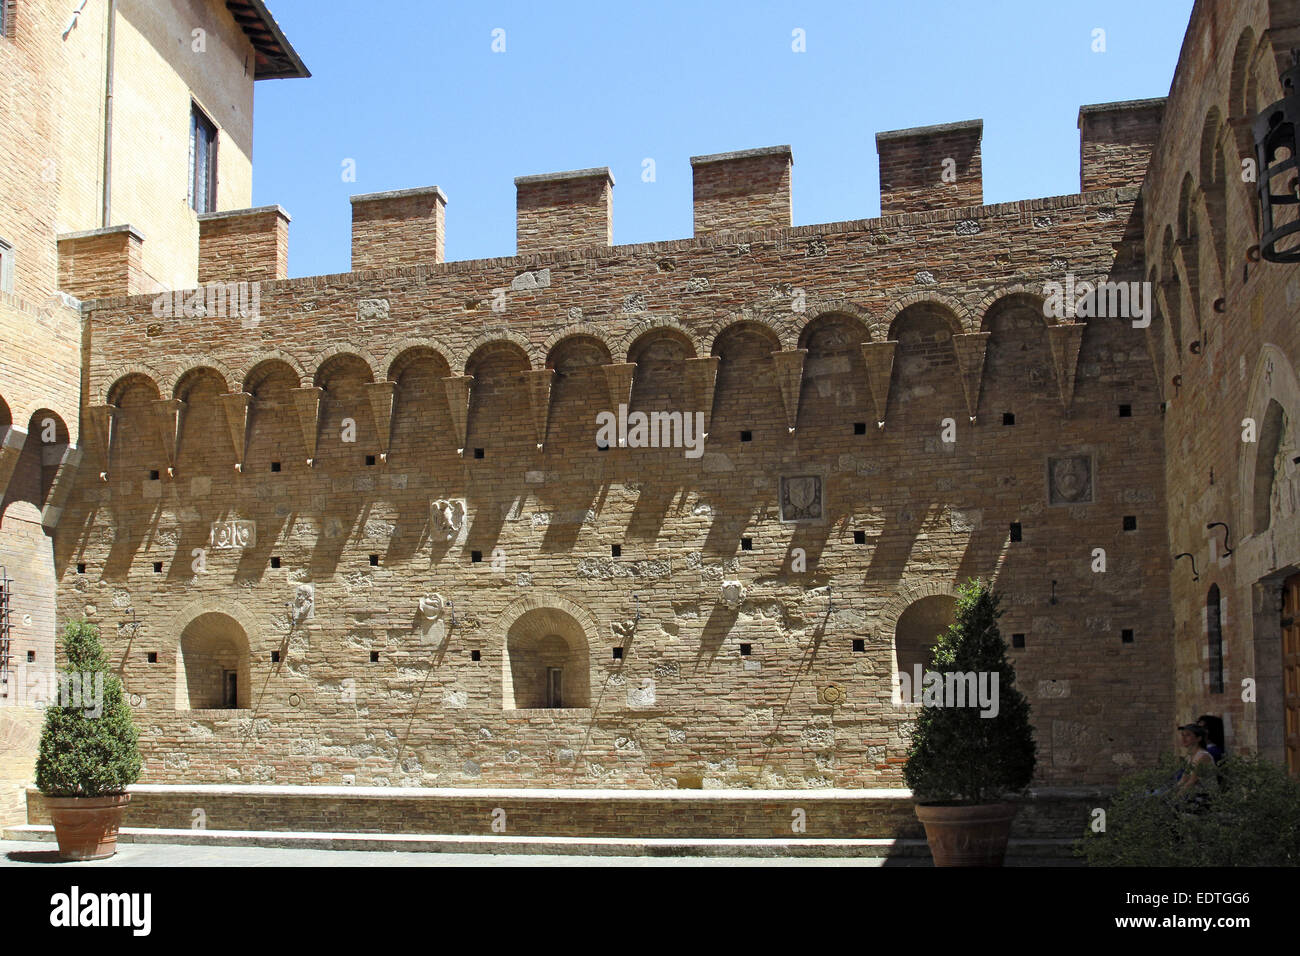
(1078, 753), (1300, 866)
(903, 579), (1037, 804)
(35, 619), (141, 797)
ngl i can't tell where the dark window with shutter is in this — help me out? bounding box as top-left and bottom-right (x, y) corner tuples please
(189, 105), (217, 213)
(1, 2), (13, 40)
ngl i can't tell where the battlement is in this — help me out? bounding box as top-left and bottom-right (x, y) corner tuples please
(57, 100), (1163, 298)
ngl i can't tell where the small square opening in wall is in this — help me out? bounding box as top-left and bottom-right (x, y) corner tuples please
(470, 649), (482, 662)
(271, 651), (280, 663)
(1002, 412), (1015, 426)
(852, 638), (865, 652)
(473, 448), (485, 459)
(740, 430), (753, 442)
(612, 647), (623, 660)
(1123, 515), (1137, 531)
(1118, 403), (1133, 418)
(147, 652), (157, 663)
(368, 554), (379, 566)
(271, 461), (281, 473)
(611, 544), (621, 557)
(1009, 522), (1022, 542)
(152, 561), (163, 573)
(471, 550), (483, 563)
(741, 537), (753, 551)
(76, 563), (85, 574)
(365, 454), (376, 466)
(1121, 628), (1135, 644)
(739, 643), (753, 656)
(270, 556), (281, 569)
(854, 422), (867, 435)
(853, 530), (866, 545)
(149, 469), (160, 481)
(1012, 633), (1026, 649)
(370, 651), (380, 663)
(27, 650), (36, 662)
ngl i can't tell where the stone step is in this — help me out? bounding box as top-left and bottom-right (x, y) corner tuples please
(1, 824), (1080, 859)
(22, 784), (1103, 842)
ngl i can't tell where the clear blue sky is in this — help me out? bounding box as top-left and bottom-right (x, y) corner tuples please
(251, 0), (1194, 278)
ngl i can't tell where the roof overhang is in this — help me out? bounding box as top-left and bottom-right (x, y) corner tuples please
(226, 0), (310, 80)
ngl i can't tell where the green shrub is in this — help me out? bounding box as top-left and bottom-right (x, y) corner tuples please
(35, 619), (141, 797)
(1078, 753), (1300, 866)
(902, 578), (1037, 804)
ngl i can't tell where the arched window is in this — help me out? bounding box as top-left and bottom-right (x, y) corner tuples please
(177, 612), (250, 709)
(1254, 400), (1287, 533)
(504, 607), (590, 709)
(1207, 585), (1224, 695)
(893, 594), (958, 680)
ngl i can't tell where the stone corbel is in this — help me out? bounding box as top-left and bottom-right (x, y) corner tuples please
(218, 392), (253, 472)
(770, 349), (807, 433)
(1047, 323), (1086, 415)
(602, 363), (637, 416)
(289, 386), (323, 467)
(365, 381), (397, 463)
(0, 425), (28, 502)
(951, 332), (991, 422)
(40, 445), (83, 528)
(86, 404), (119, 480)
(151, 398), (186, 478)
(683, 356), (720, 439)
(525, 368), (555, 451)
(860, 341), (898, 428)
(441, 375), (474, 456)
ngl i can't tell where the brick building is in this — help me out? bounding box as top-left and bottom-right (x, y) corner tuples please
(1, 0), (1297, 826)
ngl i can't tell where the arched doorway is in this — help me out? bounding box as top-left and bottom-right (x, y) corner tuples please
(176, 612), (251, 710)
(503, 605), (592, 710)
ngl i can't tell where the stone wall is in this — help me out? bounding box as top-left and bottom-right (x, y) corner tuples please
(57, 160), (1173, 789)
(1141, 0), (1300, 766)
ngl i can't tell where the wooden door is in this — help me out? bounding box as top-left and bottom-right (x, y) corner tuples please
(1282, 575), (1300, 775)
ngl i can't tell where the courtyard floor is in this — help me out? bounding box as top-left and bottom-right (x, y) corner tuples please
(0, 839), (1079, 866)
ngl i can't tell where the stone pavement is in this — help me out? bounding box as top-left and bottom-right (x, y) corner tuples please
(0, 839), (1078, 866)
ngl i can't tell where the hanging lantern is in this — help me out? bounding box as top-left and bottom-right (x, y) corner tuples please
(1253, 51), (1300, 261)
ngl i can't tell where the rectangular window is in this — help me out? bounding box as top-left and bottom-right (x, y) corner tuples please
(1, 2), (11, 40)
(0, 238), (13, 294)
(189, 105), (217, 213)
(546, 667), (563, 708)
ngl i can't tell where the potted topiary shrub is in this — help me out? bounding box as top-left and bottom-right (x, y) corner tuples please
(903, 579), (1036, 866)
(35, 619), (141, 861)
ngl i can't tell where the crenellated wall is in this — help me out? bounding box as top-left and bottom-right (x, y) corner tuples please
(50, 131), (1175, 788)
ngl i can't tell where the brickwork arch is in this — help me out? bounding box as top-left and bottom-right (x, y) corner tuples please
(543, 326), (615, 367)
(309, 344), (380, 386)
(706, 314), (787, 357)
(238, 350), (308, 392)
(889, 300), (964, 341)
(99, 365), (163, 405)
(616, 316), (700, 364)
(381, 339), (454, 382)
(795, 303), (873, 350)
(164, 357), (238, 399)
(881, 291), (972, 337)
(496, 592), (599, 711)
(879, 579), (962, 636)
(459, 328), (537, 376)
(973, 286), (1051, 332)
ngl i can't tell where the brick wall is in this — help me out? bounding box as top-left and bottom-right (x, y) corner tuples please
(877, 121), (982, 216)
(56, 226), (146, 300)
(199, 206), (290, 283)
(56, 170), (1172, 791)
(1079, 99), (1167, 192)
(515, 170), (612, 254)
(691, 147), (792, 235)
(351, 188), (446, 271)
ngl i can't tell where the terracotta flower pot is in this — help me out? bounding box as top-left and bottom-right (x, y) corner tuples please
(914, 801), (1018, 867)
(44, 793), (131, 861)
